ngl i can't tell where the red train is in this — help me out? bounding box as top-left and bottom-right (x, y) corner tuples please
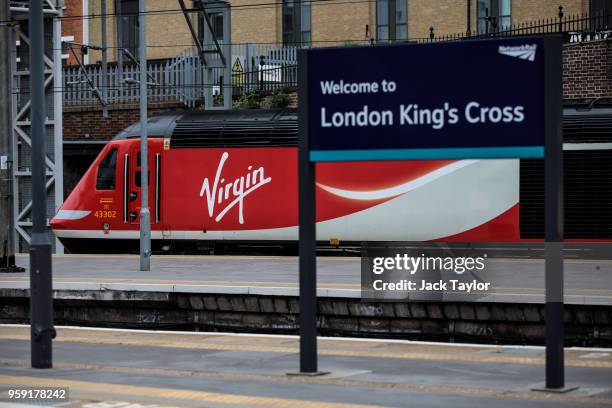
(50, 108), (612, 253)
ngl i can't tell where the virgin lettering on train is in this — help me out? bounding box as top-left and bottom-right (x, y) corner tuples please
(199, 152), (272, 224)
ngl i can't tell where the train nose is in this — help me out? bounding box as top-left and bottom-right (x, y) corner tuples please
(50, 209), (92, 230)
(49, 217), (60, 229)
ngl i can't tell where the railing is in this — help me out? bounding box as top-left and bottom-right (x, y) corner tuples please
(233, 63), (298, 96)
(421, 9), (612, 43)
(62, 43), (299, 108)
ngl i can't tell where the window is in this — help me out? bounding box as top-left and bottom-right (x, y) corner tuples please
(134, 171), (149, 188)
(591, 0), (612, 30)
(282, 0), (311, 46)
(591, 0), (612, 16)
(198, 11), (225, 44)
(376, 0), (407, 42)
(116, 0), (139, 58)
(96, 148), (118, 190)
(477, 0), (511, 34)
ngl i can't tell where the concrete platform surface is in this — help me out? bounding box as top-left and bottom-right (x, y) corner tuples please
(1, 325), (612, 407)
(1, 253), (612, 304)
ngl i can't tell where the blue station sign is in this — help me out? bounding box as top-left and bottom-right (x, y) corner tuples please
(305, 37), (551, 161)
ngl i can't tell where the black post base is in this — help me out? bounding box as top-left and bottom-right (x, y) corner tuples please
(29, 239), (54, 369)
(531, 383), (579, 393)
(287, 371), (331, 377)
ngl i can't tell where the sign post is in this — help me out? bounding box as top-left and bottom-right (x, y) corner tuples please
(541, 36), (574, 392)
(29, 0), (55, 369)
(298, 36), (569, 389)
(297, 50), (319, 374)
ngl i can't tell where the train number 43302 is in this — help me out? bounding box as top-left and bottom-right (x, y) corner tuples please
(94, 210), (117, 219)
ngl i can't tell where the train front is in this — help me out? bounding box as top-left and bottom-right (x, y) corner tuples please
(51, 114), (177, 253)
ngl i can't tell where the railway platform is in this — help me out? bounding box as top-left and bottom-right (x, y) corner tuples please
(1, 254), (612, 345)
(1, 253), (612, 303)
(1, 325), (612, 407)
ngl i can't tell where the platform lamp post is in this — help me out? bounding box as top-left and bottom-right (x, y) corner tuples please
(29, 0), (55, 368)
(138, 0), (151, 271)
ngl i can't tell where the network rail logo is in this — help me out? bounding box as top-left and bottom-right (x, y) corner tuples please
(498, 44), (538, 62)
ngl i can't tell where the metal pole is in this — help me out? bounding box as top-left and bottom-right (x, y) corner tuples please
(53, 13), (64, 255)
(101, 0), (108, 118)
(223, 3), (232, 109)
(138, 0), (151, 271)
(116, 0), (124, 100)
(0, 0), (21, 272)
(29, 0), (55, 369)
(544, 35), (565, 390)
(297, 49), (317, 373)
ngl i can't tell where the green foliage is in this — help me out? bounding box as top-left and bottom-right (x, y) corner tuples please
(233, 89), (263, 109)
(213, 93), (224, 107)
(260, 88), (292, 109)
(232, 88), (292, 110)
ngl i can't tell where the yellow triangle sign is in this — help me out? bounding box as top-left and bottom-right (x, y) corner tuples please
(232, 57), (244, 73)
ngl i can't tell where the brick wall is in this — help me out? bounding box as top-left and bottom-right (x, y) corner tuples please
(232, 0), (279, 44)
(312, 1), (371, 45)
(409, 0), (467, 39)
(83, 0), (592, 63)
(63, 104), (187, 141)
(563, 39), (612, 101)
(62, 0), (84, 65)
(512, 0), (585, 26)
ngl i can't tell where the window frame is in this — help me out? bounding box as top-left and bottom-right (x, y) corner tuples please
(477, 0), (512, 34)
(116, 0), (139, 59)
(96, 147), (119, 191)
(282, 0), (312, 46)
(198, 11), (225, 44)
(376, 0), (407, 42)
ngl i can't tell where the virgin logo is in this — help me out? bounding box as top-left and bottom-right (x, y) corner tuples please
(199, 152), (272, 224)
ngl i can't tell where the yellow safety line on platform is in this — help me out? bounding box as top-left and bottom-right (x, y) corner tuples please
(0, 374), (378, 408)
(1, 332), (612, 369)
(1, 363), (611, 406)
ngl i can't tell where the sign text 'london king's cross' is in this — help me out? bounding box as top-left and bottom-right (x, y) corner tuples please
(307, 38), (549, 162)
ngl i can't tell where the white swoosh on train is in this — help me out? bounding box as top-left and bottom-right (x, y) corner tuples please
(316, 160), (478, 201)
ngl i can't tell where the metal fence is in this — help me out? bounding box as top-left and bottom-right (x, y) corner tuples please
(422, 9), (612, 43)
(62, 43), (299, 108)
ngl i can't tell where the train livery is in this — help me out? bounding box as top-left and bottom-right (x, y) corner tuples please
(50, 108), (612, 253)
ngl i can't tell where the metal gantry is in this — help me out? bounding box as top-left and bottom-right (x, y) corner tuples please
(9, 0), (63, 253)
(182, 0), (232, 109)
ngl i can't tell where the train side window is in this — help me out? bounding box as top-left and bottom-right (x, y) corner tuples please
(134, 170), (149, 188)
(96, 148), (118, 190)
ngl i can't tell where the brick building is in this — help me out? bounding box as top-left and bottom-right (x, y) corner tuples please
(60, 0), (87, 65)
(79, 0), (602, 65)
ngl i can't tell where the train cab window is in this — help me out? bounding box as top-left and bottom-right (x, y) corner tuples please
(96, 148), (118, 190)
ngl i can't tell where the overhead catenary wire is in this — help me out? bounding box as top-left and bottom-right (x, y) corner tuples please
(3, 0), (377, 25)
(18, 37), (389, 53)
(6, 0), (390, 53)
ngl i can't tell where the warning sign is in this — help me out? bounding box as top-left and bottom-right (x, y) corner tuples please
(232, 56), (245, 84)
